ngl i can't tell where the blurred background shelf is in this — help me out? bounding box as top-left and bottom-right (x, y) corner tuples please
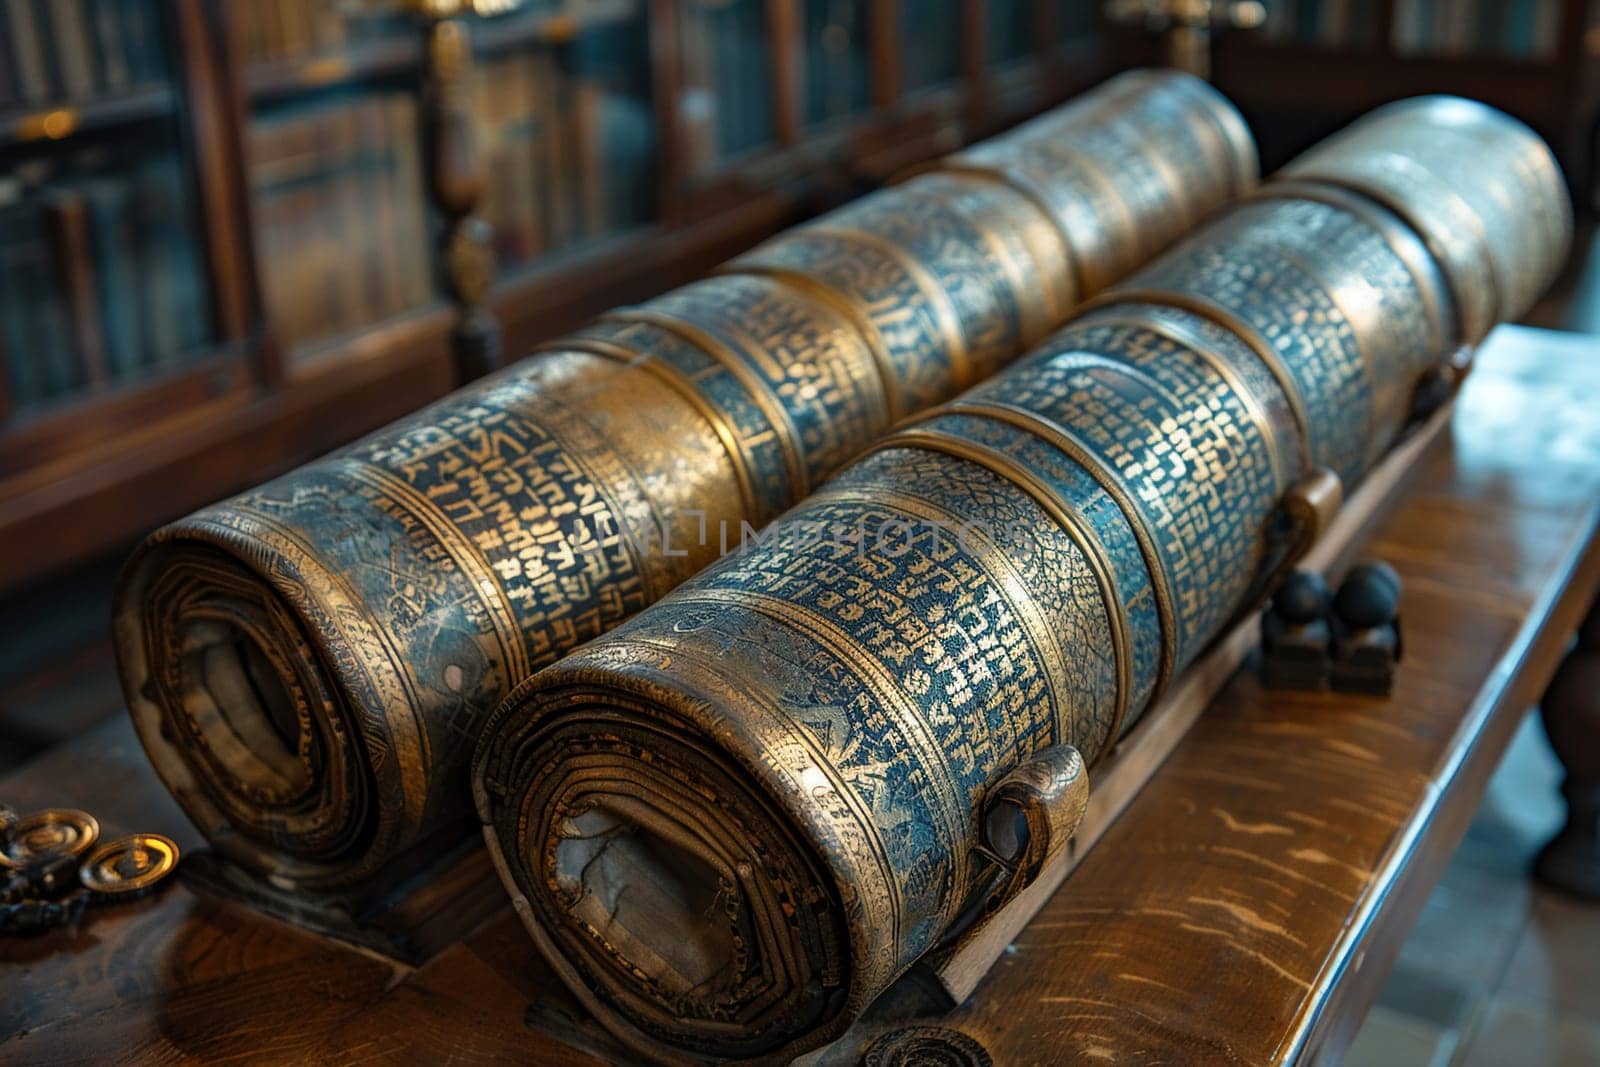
(0, 85), (178, 149)
(1210, 0), (1600, 180)
(0, 0), (1130, 604)
(0, 0), (1597, 770)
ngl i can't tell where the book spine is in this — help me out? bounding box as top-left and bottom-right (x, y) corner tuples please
(131, 156), (181, 368)
(6, 0), (53, 103)
(574, 76), (606, 240)
(42, 188), (109, 387)
(248, 114), (290, 345)
(387, 94), (432, 311)
(88, 0), (131, 91)
(358, 95), (402, 321)
(119, 0), (162, 86)
(546, 52), (578, 249)
(517, 53), (547, 261)
(83, 177), (144, 381)
(0, 203), (41, 409)
(52, 0), (99, 100)
(0, 10), (19, 104)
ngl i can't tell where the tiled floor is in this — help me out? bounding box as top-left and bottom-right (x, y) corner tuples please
(1344, 714), (1600, 1066)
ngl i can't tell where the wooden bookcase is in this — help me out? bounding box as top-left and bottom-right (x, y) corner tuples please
(1208, 0), (1600, 185)
(0, 0), (1125, 595)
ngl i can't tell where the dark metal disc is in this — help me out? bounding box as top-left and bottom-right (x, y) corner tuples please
(79, 834), (180, 899)
(0, 809), (100, 869)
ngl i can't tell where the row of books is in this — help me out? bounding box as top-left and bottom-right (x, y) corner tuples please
(1260, 0), (1383, 46)
(233, 0), (612, 68)
(0, 148), (212, 412)
(0, 0), (169, 109)
(1262, 0), (1564, 54)
(232, 3), (412, 67)
(247, 17), (658, 355)
(249, 92), (433, 355)
(477, 45), (657, 270)
(1391, 0), (1564, 56)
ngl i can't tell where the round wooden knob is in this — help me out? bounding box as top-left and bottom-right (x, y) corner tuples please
(1336, 561), (1401, 628)
(1274, 569), (1331, 624)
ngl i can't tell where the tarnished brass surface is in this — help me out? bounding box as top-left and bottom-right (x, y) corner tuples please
(0, 809), (99, 870)
(946, 67), (1256, 295)
(980, 744), (1091, 908)
(1278, 95), (1572, 344)
(78, 834), (182, 900)
(473, 97), (1569, 1063)
(114, 69), (1252, 891)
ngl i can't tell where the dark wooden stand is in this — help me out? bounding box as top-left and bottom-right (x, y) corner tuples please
(3, 325), (1598, 1065)
(1537, 598), (1600, 900)
(180, 838), (504, 965)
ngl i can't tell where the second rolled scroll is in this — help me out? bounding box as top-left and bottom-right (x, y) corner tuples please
(474, 97), (1569, 1063)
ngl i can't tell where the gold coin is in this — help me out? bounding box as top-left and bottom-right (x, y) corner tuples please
(0, 809), (100, 869)
(79, 834), (180, 898)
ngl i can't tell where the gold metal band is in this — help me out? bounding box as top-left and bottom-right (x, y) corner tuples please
(544, 337), (764, 520)
(958, 181), (1070, 348)
(1169, 76), (1256, 197)
(1030, 143), (1144, 274)
(1303, 167), (1500, 337)
(1134, 128), (1204, 235)
(604, 308), (811, 498)
(1268, 239), (1384, 439)
(228, 506), (431, 830)
(685, 585), (974, 914)
(1253, 180), (1450, 359)
(934, 162), (1086, 308)
(348, 465), (532, 683)
(1072, 307), (1295, 493)
(817, 482), (1079, 754)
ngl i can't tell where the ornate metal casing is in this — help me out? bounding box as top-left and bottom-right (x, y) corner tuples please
(114, 70), (1254, 889)
(947, 66), (1256, 294)
(1103, 191), (1454, 483)
(1278, 95), (1572, 344)
(473, 97), (1569, 1063)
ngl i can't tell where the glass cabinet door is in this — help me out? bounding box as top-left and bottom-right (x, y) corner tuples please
(473, 0), (658, 277)
(803, 0), (871, 126)
(900, 0), (963, 94)
(1057, 0), (1102, 46)
(237, 4), (432, 364)
(678, 0), (775, 171)
(0, 0), (217, 417)
(988, 0), (1035, 67)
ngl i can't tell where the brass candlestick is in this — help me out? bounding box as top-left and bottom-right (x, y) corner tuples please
(395, 0), (523, 381)
(1104, 0), (1265, 79)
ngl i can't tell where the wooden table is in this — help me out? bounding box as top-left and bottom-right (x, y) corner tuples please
(4, 324), (1599, 1065)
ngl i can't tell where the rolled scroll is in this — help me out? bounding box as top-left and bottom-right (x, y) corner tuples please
(473, 97), (1570, 1063)
(113, 70), (1253, 890)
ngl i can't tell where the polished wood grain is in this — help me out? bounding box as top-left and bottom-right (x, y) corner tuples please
(2, 324), (1595, 1065)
